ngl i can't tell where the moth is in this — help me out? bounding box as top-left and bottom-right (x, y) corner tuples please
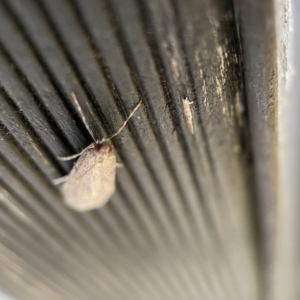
(53, 92), (142, 211)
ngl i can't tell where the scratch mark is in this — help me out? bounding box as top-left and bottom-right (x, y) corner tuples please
(170, 57), (179, 78)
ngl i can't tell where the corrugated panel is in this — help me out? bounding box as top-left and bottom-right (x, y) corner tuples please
(0, 0), (268, 299)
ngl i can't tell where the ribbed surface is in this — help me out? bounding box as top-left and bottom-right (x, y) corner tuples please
(0, 0), (260, 299)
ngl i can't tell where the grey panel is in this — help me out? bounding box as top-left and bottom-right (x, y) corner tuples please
(0, 0), (287, 299)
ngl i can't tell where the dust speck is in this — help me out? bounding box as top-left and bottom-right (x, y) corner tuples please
(182, 98), (194, 135)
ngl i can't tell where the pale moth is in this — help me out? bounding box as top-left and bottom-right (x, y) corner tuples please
(53, 92), (141, 211)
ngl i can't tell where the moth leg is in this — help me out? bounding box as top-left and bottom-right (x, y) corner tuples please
(58, 152), (84, 161)
(71, 92), (97, 142)
(57, 143), (95, 161)
(116, 163), (123, 168)
(52, 175), (69, 185)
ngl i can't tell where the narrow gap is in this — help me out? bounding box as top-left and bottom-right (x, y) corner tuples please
(2, 1), (90, 152)
(232, 2), (257, 184)
(232, 1), (264, 297)
(221, 4), (252, 165)
(0, 88), (66, 175)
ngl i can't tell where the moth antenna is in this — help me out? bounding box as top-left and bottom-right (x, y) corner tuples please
(58, 144), (95, 161)
(71, 92), (97, 142)
(104, 100), (142, 141)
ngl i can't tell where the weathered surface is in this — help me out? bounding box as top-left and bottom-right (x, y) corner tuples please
(0, 0), (265, 299)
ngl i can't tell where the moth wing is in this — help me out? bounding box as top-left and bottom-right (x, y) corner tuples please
(62, 148), (116, 211)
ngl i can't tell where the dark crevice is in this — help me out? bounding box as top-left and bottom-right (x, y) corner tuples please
(232, 2), (264, 298)
(232, 3), (254, 164)
(0, 88), (67, 175)
(0, 44), (72, 165)
(0, 43), (75, 156)
(2, 0), (89, 153)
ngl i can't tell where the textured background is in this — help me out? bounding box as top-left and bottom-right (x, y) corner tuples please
(0, 0), (286, 299)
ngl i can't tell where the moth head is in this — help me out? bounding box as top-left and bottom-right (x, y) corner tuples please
(94, 140), (113, 155)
